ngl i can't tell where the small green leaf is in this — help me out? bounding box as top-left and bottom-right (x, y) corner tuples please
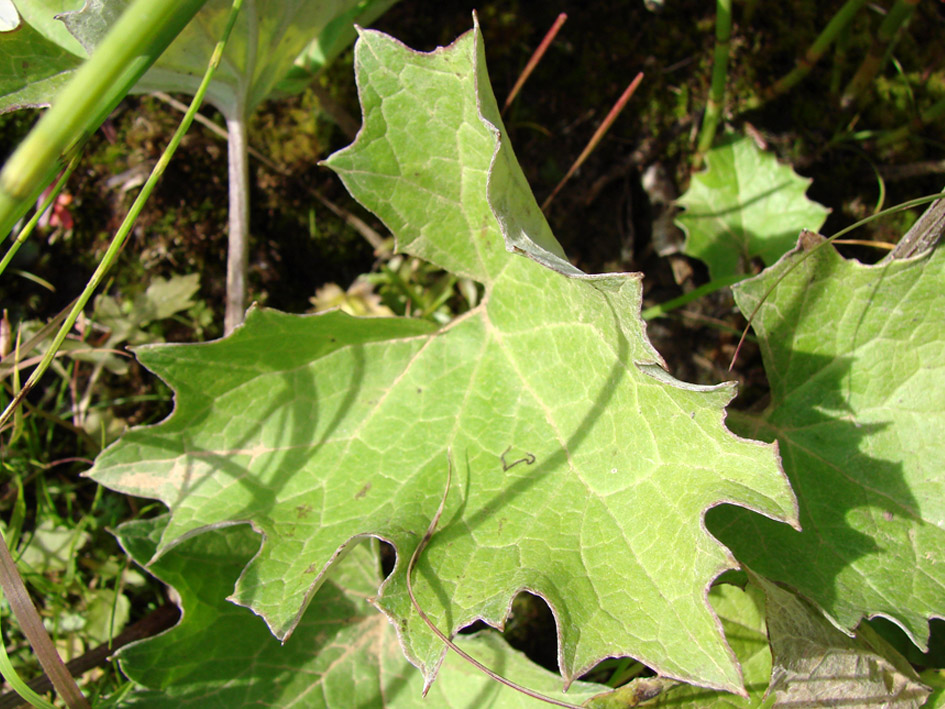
(676, 136), (828, 280)
(16, 518), (90, 573)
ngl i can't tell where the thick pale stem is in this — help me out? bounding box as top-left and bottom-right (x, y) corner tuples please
(224, 113), (250, 335)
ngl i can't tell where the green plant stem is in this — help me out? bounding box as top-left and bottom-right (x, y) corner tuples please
(694, 0), (731, 163)
(763, 0), (868, 101)
(0, 640), (58, 709)
(877, 95), (945, 148)
(0, 155), (81, 281)
(0, 0), (244, 432)
(224, 111), (251, 334)
(0, 530), (88, 708)
(840, 0), (918, 109)
(0, 0), (209, 239)
(642, 273), (746, 320)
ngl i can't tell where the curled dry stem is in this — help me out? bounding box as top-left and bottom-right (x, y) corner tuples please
(728, 191), (945, 370)
(404, 451), (585, 708)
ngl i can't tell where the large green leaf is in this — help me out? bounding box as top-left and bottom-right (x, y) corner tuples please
(709, 235), (945, 651)
(63, 0), (392, 119)
(676, 136), (829, 280)
(116, 517), (606, 707)
(89, 20), (797, 693)
(2, 0), (390, 116)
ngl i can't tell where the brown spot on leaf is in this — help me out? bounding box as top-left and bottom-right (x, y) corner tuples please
(355, 482), (371, 499)
(296, 504), (312, 519)
(798, 229), (825, 251)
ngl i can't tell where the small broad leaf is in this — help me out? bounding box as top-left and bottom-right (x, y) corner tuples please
(709, 236), (945, 653)
(676, 136), (828, 280)
(115, 517), (607, 707)
(755, 574), (930, 707)
(89, 19), (797, 694)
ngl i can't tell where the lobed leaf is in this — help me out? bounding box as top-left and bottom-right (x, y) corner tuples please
(115, 517), (607, 707)
(89, 19), (798, 694)
(710, 235), (945, 653)
(676, 136), (828, 280)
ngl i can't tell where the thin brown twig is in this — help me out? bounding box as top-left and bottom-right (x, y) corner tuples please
(832, 238), (895, 250)
(541, 73), (644, 213)
(404, 452), (584, 709)
(502, 13), (567, 116)
(0, 604), (180, 709)
(0, 531), (89, 708)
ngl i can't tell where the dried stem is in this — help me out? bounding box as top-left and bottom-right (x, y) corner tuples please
(405, 452), (584, 709)
(502, 13), (567, 115)
(0, 604), (180, 709)
(0, 530), (89, 708)
(541, 73), (644, 212)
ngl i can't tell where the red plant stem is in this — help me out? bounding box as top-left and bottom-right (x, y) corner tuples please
(541, 72), (644, 213)
(502, 13), (567, 115)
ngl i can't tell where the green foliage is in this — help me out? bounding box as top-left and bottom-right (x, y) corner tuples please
(676, 136), (829, 280)
(757, 574), (927, 707)
(1, 3), (944, 708)
(63, 0), (393, 120)
(710, 235), (945, 647)
(114, 517), (606, 707)
(0, 1), (83, 112)
(89, 22), (798, 695)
